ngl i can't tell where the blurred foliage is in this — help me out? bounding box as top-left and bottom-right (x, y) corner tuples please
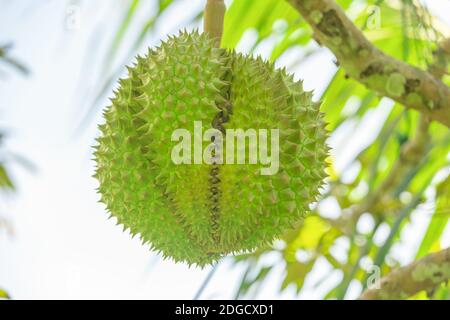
(0, 287), (10, 299)
(0, 38), (29, 300)
(0, 132), (15, 300)
(80, 0), (449, 299)
(0, 43), (28, 77)
(416, 176), (450, 259)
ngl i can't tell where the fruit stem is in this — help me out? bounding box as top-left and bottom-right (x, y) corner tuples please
(203, 0), (225, 47)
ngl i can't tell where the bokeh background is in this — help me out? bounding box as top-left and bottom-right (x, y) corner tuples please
(0, 0), (449, 299)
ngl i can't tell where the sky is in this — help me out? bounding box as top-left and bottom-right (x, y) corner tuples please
(0, 0), (449, 299)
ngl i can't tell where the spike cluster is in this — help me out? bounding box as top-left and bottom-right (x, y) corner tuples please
(94, 31), (329, 266)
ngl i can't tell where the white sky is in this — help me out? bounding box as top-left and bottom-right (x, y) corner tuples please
(0, 0), (449, 299)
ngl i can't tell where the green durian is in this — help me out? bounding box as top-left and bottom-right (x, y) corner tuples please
(94, 30), (329, 266)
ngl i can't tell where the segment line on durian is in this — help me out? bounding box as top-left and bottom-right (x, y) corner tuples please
(208, 49), (233, 247)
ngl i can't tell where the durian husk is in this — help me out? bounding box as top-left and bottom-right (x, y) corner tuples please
(94, 31), (329, 266)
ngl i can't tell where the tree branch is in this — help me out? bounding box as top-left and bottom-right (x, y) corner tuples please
(359, 247), (450, 299)
(286, 0), (450, 128)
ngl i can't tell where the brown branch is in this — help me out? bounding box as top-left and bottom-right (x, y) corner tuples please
(359, 247), (450, 299)
(286, 0), (450, 128)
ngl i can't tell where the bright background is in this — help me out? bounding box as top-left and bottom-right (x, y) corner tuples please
(0, 0), (449, 299)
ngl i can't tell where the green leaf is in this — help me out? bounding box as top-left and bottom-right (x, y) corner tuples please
(0, 288), (10, 299)
(234, 262), (271, 299)
(102, 0), (141, 73)
(0, 164), (14, 190)
(222, 0), (301, 49)
(320, 69), (368, 130)
(415, 175), (450, 259)
(372, 180), (431, 269)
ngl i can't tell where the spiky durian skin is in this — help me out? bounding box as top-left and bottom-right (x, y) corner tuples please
(94, 31), (328, 266)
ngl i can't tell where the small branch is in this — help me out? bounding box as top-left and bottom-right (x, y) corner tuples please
(286, 0), (450, 127)
(359, 247), (450, 299)
(203, 0), (226, 47)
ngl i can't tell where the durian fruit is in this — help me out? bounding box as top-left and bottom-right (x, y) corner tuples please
(94, 30), (328, 266)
